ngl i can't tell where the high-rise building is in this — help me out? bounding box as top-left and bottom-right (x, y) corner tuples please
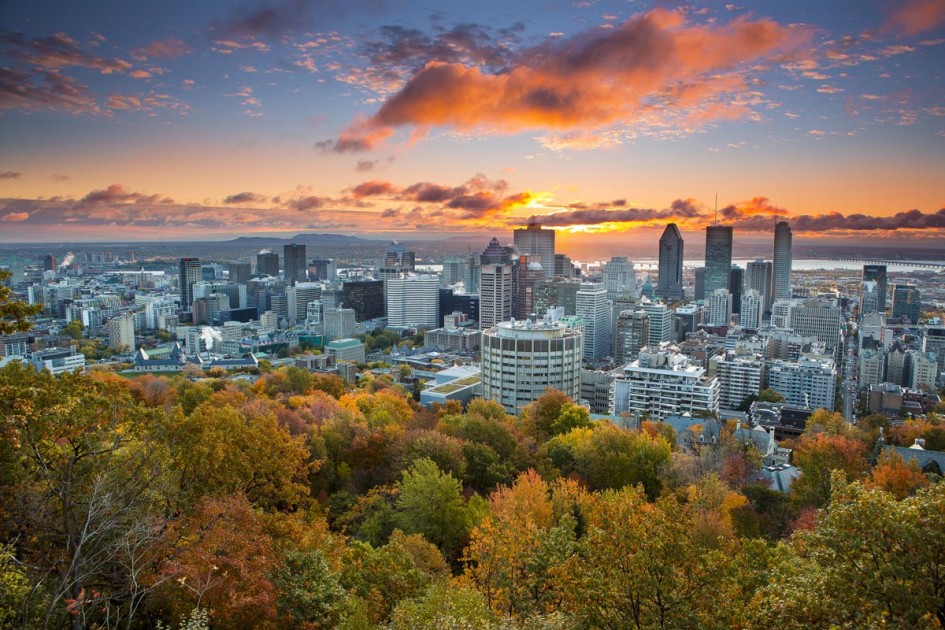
(706, 288), (733, 326)
(294, 282), (322, 322)
(283, 243), (307, 286)
(767, 356), (837, 411)
(514, 255), (546, 319)
(480, 264), (513, 329)
(740, 289), (763, 329)
(637, 300), (674, 346)
(442, 257), (468, 287)
(790, 298), (843, 351)
(746, 259), (774, 315)
(323, 307), (356, 341)
(656, 223), (684, 301)
(909, 351), (938, 392)
(728, 264), (743, 315)
(383, 241), (416, 270)
(256, 252), (280, 277)
(603, 257), (637, 299)
(513, 221), (555, 280)
(709, 351), (764, 411)
(923, 326), (945, 383)
(611, 348), (720, 421)
(179, 257), (201, 310)
(693, 267), (706, 301)
(386, 276), (440, 328)
(576, 283), (611, 361)
(772, 221), (793, 301)
(860, 280), (880, 317)
(43, 254), (57, 272)
(342, 280), (385, 321)
(107, 313), (135, 351)
(480, 237), (513, 266)
(228, 262), (252, 285)
(310, 258), (337, 282)
(480, 318), (583, 413)
(614, 310), (649, 365)
(554, 253), (575, 278)
(863, 265), (888, 314)
(704, 225), (733, 296)
(892, 284), (921, 324)
(859, 348), (885, 389)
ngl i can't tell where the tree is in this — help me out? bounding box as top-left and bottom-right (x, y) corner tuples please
(395, 458), (470, 560)
(0, 269), (42, 334)
(390, 581), (497, 630)
(273, 549), (347, 629)
(521, 389), (572, 443)
(791, 433), (869, 507)
(63, 319), (84, 340)
(865, 449), (929, 499)
(550, 403), (592, 436)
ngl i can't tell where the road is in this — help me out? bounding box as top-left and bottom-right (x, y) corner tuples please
(842, 332), (857, 423)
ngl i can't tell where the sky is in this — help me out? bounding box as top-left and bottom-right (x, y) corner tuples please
(0, 0), (944, 245)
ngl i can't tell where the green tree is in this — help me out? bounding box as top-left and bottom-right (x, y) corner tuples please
(395, 458), (470, 560)
(62, 318), (84, 340)
(390, 581), (497, 630)
(273, 549), (347, 629)
(0, 269), (42, 334)
(550, 403), (593, 436)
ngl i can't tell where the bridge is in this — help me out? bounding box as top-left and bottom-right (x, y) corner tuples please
(834, 258), (945, 269)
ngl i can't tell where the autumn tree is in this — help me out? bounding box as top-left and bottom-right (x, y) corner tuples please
(0, 269), (42, 334)
(395, 458), (473, 560)
(865, 449), (929, 499)
(791, 432), (869, 508)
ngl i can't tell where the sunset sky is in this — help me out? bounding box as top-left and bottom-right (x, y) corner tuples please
(1, 0), (944, 244)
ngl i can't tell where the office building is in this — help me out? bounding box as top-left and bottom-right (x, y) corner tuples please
(863, 265), (888, 314)
(383, 241), (415, 270)
(576, 283), (611, 361)
(706, 288), (733, 327)
(740, 289), (763, 329)
(656, 223), (684, 301)
(480, 237), (513, 266)
(772, 221), (793, 301)
(342, 280), (385, 321)
(704, 225), (733, 296)
(637, 299), (674, 346)
(602, 257), (637, 299)
(256, 252), (280, 277)
(515, 256), (546, 319)
(386, 276), (440, 328)
(179, 257), (201, 310)
(513, 221), (555, 280)
(923, 326), (945, 383)
(480, 263), (513, 329)
(31, 347), (86, 375)
(892, 284), (921, 324)
(283, 243), (307, 286)
(442, 257), (468, 287)
(310, 258), (337, 282)
(228, 262), (252, 285)
(693, 267), (706, 301)
(480, 317), (583, 413)
(326, 338), (367, 364)
(674, 304), (704, 341)
(728, 264), (743, 315)
(909, 351), (938, 392)
(767, 356), (837, 411)
(533, 279), (581, 317)
(790, 299), (843, 350)
(323, 307), (356, 341)
(746, 259), (774, 314)
(614, 310), (649, 365)
(859, 348), (885, 388)
(43, 254), (57, 272)
(554, 253), (575, 278)
(860, 280), (880, 317)
(611, 347), (720, 421)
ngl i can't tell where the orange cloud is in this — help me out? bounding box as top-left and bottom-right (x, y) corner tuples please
(328, 8), (810, 150)
(884, 0), (945, 36)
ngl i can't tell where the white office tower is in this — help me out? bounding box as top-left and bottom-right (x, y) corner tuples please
(386, 275), (440, 328)
(909, 351), (938, 392)
(513, 221), (555, 280)
(576, 283), (611, 361)
(746, 259), (773, 314)
(610, 347), (720, 421)
(859, 348), (885, 388)
(107, 313), (135, 351)
(772, 221), (793, 301)
(294, 282), (322, 322)
(480, 316), (583, 413)
(790, 298), (843, 351)
(614, 310), (649, 365)
(767, 356), (837, 411)
(740, 289), (763, 329)
(323, 307), (356, 341)
(860, 280), (879, 317)
(442, 257), (468, 288)
(709, 350), (764, 410)
(603, 257), (637, 299)
(637, 299), (673, 346)
(771, 298), (799, 329)
(923, 326), (945, 382)
(479, 264), (513, 329)
(860, 312), (891, 351)
(706, 288), (733, 326)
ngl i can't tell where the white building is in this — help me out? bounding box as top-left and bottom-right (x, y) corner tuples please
(480, 316), (583, 413)
(611, 347), (720, 421)
(323, 307), (356, 341)
(860, 280), (880, 317)
(767, 355), (837, 411)
(709, 350), (764, 410)
(771, 298), (799, 329)
(706, 288), (733, 326)
(326, 338), (367, 363)
(909, 350), (938, 392)
(637, 299), (673, 346)
(30, 347), (86, 375)
(790, 298), (843, 350)
(614, 310), (649, 365)
(740, 289), (763, 330)
(107, 313), (135, 351)
(387, 275), (440, 329)
(576, 283), (610, 361)
(479, 264), (513, 329)
(859, 348), (885, 388)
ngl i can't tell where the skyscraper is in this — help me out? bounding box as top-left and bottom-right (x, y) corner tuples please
(228, 262), (251, 285)
(863, 265), (888, 314)
(257, 251), (279, 277)
(479, 264), (513, 329)
(746, 259), (774, 314)
(728, 264), (743, 315)
(773, 221), (793, 301)
(386, 276), (440, 328)
(514, 221), (555, 280)
(179, 257), (201, 309)
(704, 226), (733, 296)
(892, 284), (921, 324)
(656, 223), (684, 301)
(576, 283), (610, 361)
(383, 241), (416, 270)
(283, 243), (307, 286)
(602, 256), (637, 299)
(740, 289), (763, 329)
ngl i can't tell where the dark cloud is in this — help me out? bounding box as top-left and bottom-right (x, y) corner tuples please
(286, 195), (328, 211)
(0, 171), (22, 180)
(351, 180), (398, 198)
(1, 31), (131, 74)
(0, 67), (99, 114)
(212, 0), (383, 41)
(132, 37), (189, 61)
(223, 191), (268, 204)
(80, 184), (172, 205)
(380, 208), (399, 218)
(528, 206), (702, 227)
(356, 159), (379, 172)
(401, 182), (463, 203)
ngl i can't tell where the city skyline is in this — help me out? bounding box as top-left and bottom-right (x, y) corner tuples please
(1, 1), (944, 244)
